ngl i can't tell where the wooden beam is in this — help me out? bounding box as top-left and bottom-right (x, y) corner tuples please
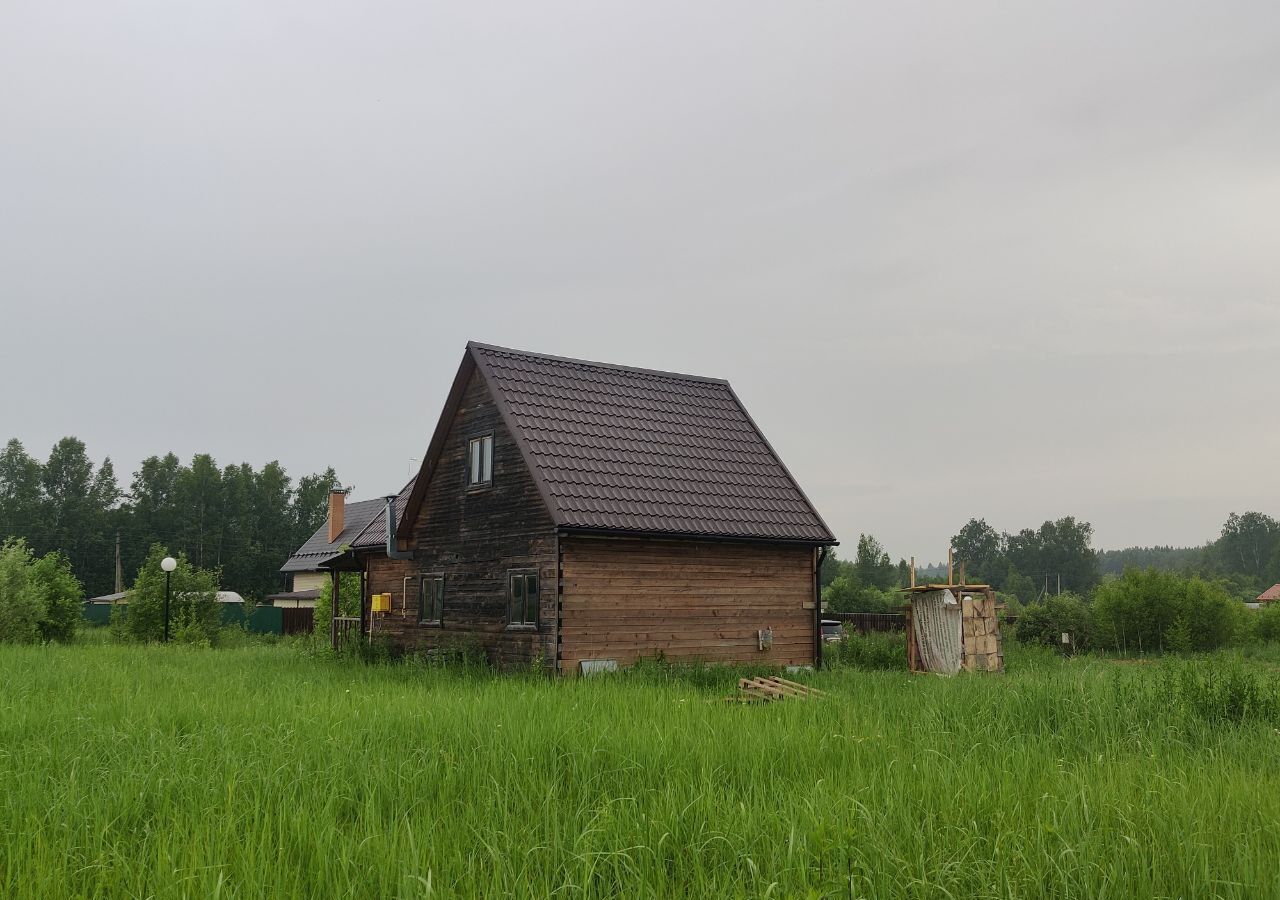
(329, 569), (339, 652)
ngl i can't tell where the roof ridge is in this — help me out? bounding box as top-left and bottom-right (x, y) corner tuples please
(468, 341), (730, 386)
(397, 343), (837, 546)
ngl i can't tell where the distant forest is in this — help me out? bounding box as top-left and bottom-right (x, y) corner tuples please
(0, 437), (341, 600)
(821, 512), (1279, 614)
(3, 434), (1278, 608)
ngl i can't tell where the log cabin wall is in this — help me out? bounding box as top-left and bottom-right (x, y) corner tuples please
(361, 553), (418, 620)
(375, 368), (558, 668)
(559, 535), (816, 673)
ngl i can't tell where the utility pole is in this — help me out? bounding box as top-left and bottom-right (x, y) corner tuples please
(114, 531), (123, 594)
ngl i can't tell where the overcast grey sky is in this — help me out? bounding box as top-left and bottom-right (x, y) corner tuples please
(3, 1), (1278, 560)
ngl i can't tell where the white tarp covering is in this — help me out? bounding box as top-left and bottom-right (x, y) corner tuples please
(913, 589), (962, 675)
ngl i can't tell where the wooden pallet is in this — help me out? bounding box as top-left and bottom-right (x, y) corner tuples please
(729, 676), (826, 703)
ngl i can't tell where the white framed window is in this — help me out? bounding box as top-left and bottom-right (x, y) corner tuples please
(468, 435), (493, 487)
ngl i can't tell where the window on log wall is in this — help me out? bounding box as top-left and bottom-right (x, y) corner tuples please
(507, 571), (538, 628)
(419, 574), (444, 625)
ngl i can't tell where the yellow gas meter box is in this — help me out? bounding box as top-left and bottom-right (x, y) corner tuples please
(371, 592), (391, 613)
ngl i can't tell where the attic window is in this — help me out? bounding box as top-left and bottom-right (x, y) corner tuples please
(468, 435), (493, 487)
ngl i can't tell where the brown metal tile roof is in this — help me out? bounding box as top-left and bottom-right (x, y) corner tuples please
(469, 343), (835, 543)
(279, 497), (385, 572)
(349, 478), (415, 550)
(1259, 584), (1280, 603)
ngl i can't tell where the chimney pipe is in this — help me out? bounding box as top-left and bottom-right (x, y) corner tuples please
(384, 495), (413, 560)
(328, 488), (346, 543)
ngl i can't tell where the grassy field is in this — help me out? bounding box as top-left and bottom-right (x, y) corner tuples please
(3, 640), (1280, 898)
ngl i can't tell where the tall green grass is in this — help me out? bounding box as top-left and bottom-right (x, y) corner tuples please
(2, 644), (1278, 898)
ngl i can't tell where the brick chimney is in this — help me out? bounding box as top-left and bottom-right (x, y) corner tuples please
(327, 488), (346, 543)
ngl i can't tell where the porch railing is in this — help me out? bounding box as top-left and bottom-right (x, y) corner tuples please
(333, 616), (361, 651)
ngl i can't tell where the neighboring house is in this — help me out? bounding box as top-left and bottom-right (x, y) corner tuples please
(335, 341), (837, 673)
(1257, 584), (1280, 606)
(274, 490), (385, 608)
(85, 590), (248, 605)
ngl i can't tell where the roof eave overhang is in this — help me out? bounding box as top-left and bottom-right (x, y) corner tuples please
(556, 525), (838, 547)
(317, 549), (362, 572)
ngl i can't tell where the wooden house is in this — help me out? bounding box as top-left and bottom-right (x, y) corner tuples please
(342, 342), (837, 673)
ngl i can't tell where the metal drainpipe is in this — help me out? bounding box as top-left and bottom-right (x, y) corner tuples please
(554, 530), (563, 675)
(815, 546), (830, 669)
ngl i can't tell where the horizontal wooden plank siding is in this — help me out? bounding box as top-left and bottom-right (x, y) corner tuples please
(560, 536), (816, 673)
(363, 554), (418, 618)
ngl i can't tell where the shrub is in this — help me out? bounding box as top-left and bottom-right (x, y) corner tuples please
(1014, 592), (1095, 652)
(313, 572), (361, 638)
(0, 538), (82, 644)
(1093, 568), (1245, 653)
(29, 551), (81, 643)
(115, 544), (220, 644)
(0, 539), (42, 643)
(1253, 604), (1280, 643)
(823, 576), (900, 614)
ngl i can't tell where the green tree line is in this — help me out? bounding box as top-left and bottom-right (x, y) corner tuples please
(822, 509), (1280, 615)
(952, 511), (1279, 602)
(0, 436), (340, 600)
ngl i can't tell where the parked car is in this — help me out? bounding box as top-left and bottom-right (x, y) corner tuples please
(820, 619), (845, 643)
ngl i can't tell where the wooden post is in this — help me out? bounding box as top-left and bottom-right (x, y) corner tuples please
(909, 556), (916, 589)
(330, 569), (339, 652)
(358, 568), (368, 637)
(947, 547), (954, 585)
(905, 604), (916, 672)
(959, 560), (966, 587)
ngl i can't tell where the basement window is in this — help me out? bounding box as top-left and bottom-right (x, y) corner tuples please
(419, 574), (444, 626)
(507, 570), (539, 628)
(468, 435), (493, 487)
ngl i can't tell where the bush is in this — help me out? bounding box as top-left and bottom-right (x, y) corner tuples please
(313, 572), (361, 638)
(826, 630), (907, 671)
(30, 551), (81, 643)
(1093, 569), (1246, 653)
(1252, 604), (1280, 643)
(0, 538), (82, 644)
(823, 576), (900, 614)
(1015, 593), (1095, 652)
(114, 544), (220, 644)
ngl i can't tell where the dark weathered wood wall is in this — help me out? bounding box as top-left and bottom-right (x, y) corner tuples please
(362, 553), (418, 619)
(559, 536), (816, 673)
(368, 369), (558, 667)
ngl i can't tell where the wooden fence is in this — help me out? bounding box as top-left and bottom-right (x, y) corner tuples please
(280, 607), (314, 636)
(829, 612), (907, 633)
(333, 616), (361, 649)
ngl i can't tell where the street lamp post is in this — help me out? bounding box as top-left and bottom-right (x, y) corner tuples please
(161, 556), (177, 642)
